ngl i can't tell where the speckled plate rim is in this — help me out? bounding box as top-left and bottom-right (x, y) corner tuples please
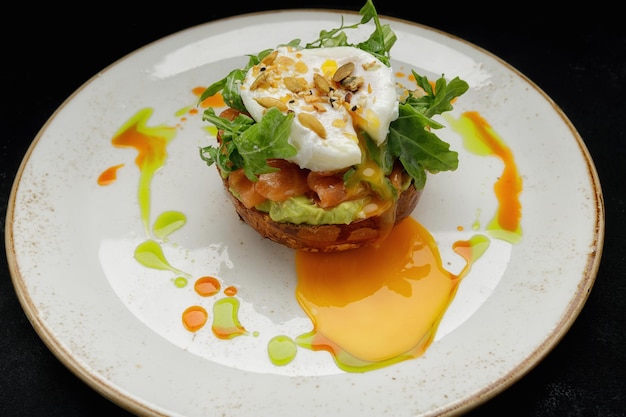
(5, 9), (604, 417)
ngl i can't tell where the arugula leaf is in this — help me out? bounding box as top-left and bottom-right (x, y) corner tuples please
(363, 133), (394, 174)
(410, 72), (470, 118)
(358, 0), (378, 22)
(200, 107), (254, 176)
(234, 108), (297, 181)
(388, 104), (458, 189)
(200, 107), (297, 181)
(304, 23), (356, 48)
(302, 0), (393, 65)
(355, 0), (395, 65)
(386, 74), (469, 189)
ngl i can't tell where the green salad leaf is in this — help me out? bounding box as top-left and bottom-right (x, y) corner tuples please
(200, 107), (296, 181)
(386, 72), (469, 189)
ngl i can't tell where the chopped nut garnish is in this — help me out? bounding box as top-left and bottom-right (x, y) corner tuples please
(362, 61), (380, 71)
(275, 56), (295, 66)
(261, 50), (278, 66)
(412, 87), (427, 98)
(312, 102), (327, 112)
(294, 60), (308, 74)
(340, 76), (364, 92)
(303, 94), (322, 103)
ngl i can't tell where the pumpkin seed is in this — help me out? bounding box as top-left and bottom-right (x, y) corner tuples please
(250, 72), (269, 90)
(298, 113), (327, 139)
(332, 62), (355, 82)
(283, 76), (308, 93)
(313, 73), (331, 94)
(254, 97), (288, 112)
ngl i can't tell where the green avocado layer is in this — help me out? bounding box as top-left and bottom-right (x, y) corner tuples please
(255, 195), (366, 225)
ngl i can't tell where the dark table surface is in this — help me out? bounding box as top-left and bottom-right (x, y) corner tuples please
(2, 2), (624, 416)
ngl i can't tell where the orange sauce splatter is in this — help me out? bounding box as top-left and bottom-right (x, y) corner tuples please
(467, 112), (521, 232)
(223, 286), (238, 296)
(192, 86), (205, 96)
(182, 305), (208, 332)
(448, 111), (523, 243)
(97, 163), (124, 185)
(194, 276), (221, 297)
(193, 86), (226, 108)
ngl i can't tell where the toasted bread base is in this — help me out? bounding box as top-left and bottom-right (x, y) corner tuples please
(223, 179), (422, 252)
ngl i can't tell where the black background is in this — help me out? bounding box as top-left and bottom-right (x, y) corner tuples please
(2, 2), (624, 416)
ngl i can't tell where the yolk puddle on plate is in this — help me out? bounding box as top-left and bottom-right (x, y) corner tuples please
(293, 216), (488, 372)
(99, 90), (520, 373)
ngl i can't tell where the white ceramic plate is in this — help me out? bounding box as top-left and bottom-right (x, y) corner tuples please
(5, 9), (604, 417)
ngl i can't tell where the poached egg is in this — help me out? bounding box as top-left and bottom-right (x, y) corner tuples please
(240, 45), (399, 172)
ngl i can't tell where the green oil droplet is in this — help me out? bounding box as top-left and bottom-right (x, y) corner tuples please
(212, 298), (247, 339)
(203, 125), (218, 136)
(175, 106), (193, 117)
(173, 276), (188, 288)
(268, 335), (297, 366)
(134, 239), (187, 276)
(153, 211), (187, 241)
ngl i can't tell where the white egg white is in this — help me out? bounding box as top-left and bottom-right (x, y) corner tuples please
(240, 45), (399, 172)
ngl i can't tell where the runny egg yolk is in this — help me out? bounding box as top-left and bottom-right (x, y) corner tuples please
(240, 45), (399, 172)
(294, 217), (462, 370)
(320, 59), (338, 77)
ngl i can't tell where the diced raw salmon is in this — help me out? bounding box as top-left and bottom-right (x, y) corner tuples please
(228, 169), (267, 209)
(307, 171), (347, 208)
(254, 159), (310, 202)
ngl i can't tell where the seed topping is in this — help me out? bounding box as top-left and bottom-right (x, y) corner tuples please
(333, 62), (355, 82)
(254, 97), (288, 112)
(298, 113), (327, 139)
